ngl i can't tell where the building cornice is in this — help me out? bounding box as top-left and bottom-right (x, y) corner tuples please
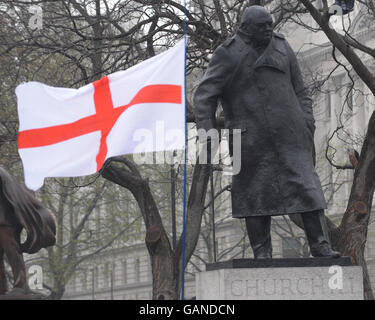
(296, 24), (375, 62)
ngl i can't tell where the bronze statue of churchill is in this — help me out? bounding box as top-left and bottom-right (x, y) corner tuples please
(194, 6), (340, 259)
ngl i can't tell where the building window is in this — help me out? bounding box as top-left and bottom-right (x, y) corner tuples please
(81, 269), (87, 291)
(122, 260), (127, 285)
(112, 262), (116, 287)
(282, 237), (302, 258)
(94, 266), (99, 288)
(218, 236), (226, 251)
(95, 209), (101, 238)
(71, 275), (76, 292)
(104, 263), (109, 288)
(135, 258), (140, 283)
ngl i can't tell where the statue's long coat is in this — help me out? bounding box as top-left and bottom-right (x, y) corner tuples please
(194, 32), (327, 218)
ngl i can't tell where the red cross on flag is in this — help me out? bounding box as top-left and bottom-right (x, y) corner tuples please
(16, 39), (185, 190)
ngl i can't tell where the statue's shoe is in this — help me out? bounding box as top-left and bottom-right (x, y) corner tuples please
(254, 252), (272, 259)
(311, 243), (341, 258)
(253, 249), (272, 259)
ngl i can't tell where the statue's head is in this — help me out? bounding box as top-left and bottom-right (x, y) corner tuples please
(239, 6), (274, 46)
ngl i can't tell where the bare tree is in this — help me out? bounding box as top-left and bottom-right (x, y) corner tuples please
(274, 0), (375, 300)
(1, 0), (375, 299)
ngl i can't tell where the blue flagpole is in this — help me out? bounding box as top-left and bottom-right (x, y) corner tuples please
(180, 0), (188, 301)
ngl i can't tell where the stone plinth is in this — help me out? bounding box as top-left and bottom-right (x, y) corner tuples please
(196, 258), (363, 300)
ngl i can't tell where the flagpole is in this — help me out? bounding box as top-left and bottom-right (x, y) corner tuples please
(210, 165), (217, 263)
(180, 0), (188, 301)
(171, 152), (177, 250)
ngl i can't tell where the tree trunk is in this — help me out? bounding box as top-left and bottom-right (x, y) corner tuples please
(102, 157), (210, 299)
(297, 0), (375, 299)
(142, 181), (179, 299)
(335, 110), (375, 300)
(176, 164), (210, 273)
(49, 281), (65, 300)
(102, 158), (179, 299)
(290, 110), (375, 300)
(147, 163), (210, 299)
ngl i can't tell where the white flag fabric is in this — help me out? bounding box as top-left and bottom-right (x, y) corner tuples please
(16, 39), (186, 190)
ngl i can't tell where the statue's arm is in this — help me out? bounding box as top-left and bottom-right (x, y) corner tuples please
(286, 41), (315, 134)
(193, 46), (232, 131)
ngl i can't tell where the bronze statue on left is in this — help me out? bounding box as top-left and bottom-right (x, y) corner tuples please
(0, 167), (56, 299)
